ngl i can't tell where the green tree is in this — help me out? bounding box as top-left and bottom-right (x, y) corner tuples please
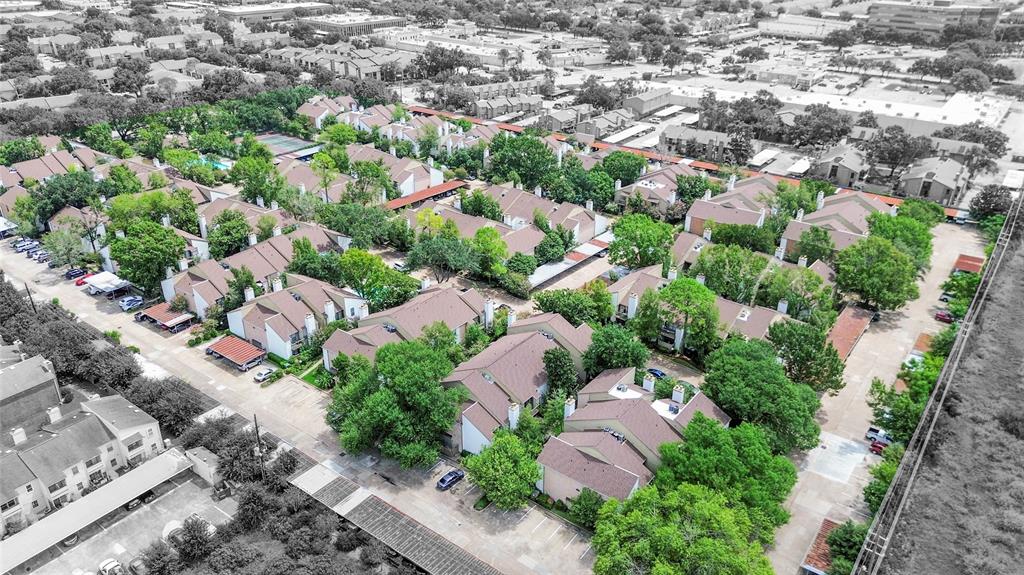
(608, 214), (673, 269)
(569, 488), (604, 529)
(689, 244), (769, 304)
(795, 226), (836, 265)
(867, 213), (932, 271)
(42, 228), (84, 267)
(767, 320), (844, 395)
(419, 320), (465, 365)
(592, 484), (773, 575)
(863, 444), (904, 514)
(506, 252), (538, 276)
(173, 514), (214, 563)
(533, 282), (611, 327)
(337, 248), (418, 312)
(898, 199), (945, 228)
(472, 226), (508, 278)
(461, 189), (503, 221)
(582, 324), (650, 380)
(659, 277), (719, 354)
(835, 236), (920, 310)
(329, 340), (464, 468)
(408, 235), (479, 283)
(487, 133), (557, 189)
(207, 209), (252, 260)
(0, 137), (44, 165)
(141, 540), (181, 575)
(534, 230), (568, 263)
(465, 431), (540, 509)
(707, 222), (776, 254)
(826, 520), (868, 575)
(597, 151), (646, 186)
(629, 287), (666, 345)
(756, 265), (835, 327)
(543, 347), (579, 395)
(221, 266), (261, 313)
(968, 184), (1012, 220)
(317, 203), (393, 249)
(703, 338), (820, 454)
(230, 156), (284, 204)
(108, 219), (186, 296)
(656, 414), (797, 544)
(319, 122), (358, 146)
(98, 164), (143, 197)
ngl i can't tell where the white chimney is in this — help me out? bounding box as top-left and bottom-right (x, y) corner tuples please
(774, 246), (784, 260)
(244, 286), (255, 302)
(47, 405), (61, 424)
(798, 255), (808, 267)
(420, 278), (431, 290)
(256, 196), (265, 208)
(484, 299), (495, 329)
(816, 190), (825, 210)
(796, 208), (804, 222)
(642, 374), (655, 393)
(271, 200), (279, 211)
(727, 174), (737, 191)
(272, 227), (282, 237)
(304, 312), (317, 339)
(165, 266), (174, 279)
(696, 274), (705, 285)
(563, 396), (576, 419)
(671, 384), (685, 404)
(198, 214), (208, 239)
(615, 179), (622, 190)
(115, 229), (125, 239)
(324, 299), (336, 322)
(703, 188), (711, 201)
(585, 199), (594, 211)
(703, 227), (712, 241)
(299, 183), (306, 195)
(10, 427), (26, 445)
(161, 214), (171, 227)
(507, 310), (517, 328)
(248, 233), (258, 246)
(777, 299), (789, 315)
(667, 268), (678, 281)
(389, 145), (396, 156)
(534, 186), (542, 197)
(627, 293), (639, 319)
(178, 258), (189, 271)
(507, 403), (520, 430)
(272, 277), (283, 292)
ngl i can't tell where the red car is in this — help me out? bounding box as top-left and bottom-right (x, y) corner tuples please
(75, 272), (95, 286)
(934, 310), (955, 324)
(869, 441), (888, 455)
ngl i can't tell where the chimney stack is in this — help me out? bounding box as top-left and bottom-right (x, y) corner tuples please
(304, 313), (317, 339)
(671, 384), (685, 404)
(774, 246), (784, 260)
(165, 266), (174, 279)
(299, 183), (306, 195)
(563, 396), (576, 419)
(615, 179), (622, 190)
(324, 299), (336, 322)
(272, 227), (282, 237)
(178, 258), (189, 272)
(10, 427), (27, 445)
(777, 298), (789, 315)
(796, 208), (804, 222)
(585, 199), (594, 211)
(198, 214), (208, 239)
(798, 255), (808, 267)
(507, 403), (520, 430)
(47, 406), (61, 424)
(534, 186), (542, 198)
(484, 299), (495, 329)
(161, 214), (171, 227)
(256, 196), (265, 208)
(667, 267), (678, 281)
(702, 188), (711, 201)
(244, 286), (255, 302)
(420, 278), (431, 291)
(703, 227), (712, 241)
(507, 310), (517, 329)
(271, 200), (280, 211)
(627, 293), (639, 319)
(642, 374), (655, 393)
(816, 190), (825, 210)
(727, 174), (737, 191)
(272, 277), (283, 292)
(696, 274), (705, 285)
(248, 233), (258, 246)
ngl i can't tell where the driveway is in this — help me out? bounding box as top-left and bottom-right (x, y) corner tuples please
(34, 476), (236, 575)
(767, 223), (987, 574)
(1, 247), (593, 575)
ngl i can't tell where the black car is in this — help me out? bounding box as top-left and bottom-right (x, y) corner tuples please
(124, 489), (156, 511)
(646, 368), (667, 379)
(436, 469), (465, 491)
(65, 268), (87, 280)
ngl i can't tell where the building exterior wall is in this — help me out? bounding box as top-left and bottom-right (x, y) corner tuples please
(460, 415), (490, 455)
(265, 323), (293, 359)
(866, 1), (1001, 41)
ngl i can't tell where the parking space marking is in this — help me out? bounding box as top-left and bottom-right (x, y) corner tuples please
(465, 484), (478, 495)
(562, 533), (578, 549)
(212, 505), (233, 520)
(529, 517), (548, 534)
(545, 525), (562, 542)
(579, 545), (592, 560)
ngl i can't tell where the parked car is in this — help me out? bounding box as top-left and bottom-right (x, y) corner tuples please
(253, 367), (276, 383)
(118, 295), (144, 312)
(62, 532), (80, 546)
(124, 489), (156, 511)
(75, 272), (96, 286)
(865, 426), (894, 446)
(646, 368), (667, 379)
(65, 268), (87, 280)
(436, 469), (465, 491)
(99, 559), (126, 575)
(35, 252), (51, 263)
(128, 557), (148, 575)
(869, 441), (888, 455)
(161, 522), (184, 546)
(934, 310), (955, 324)
(392, 260), (408, 272)
(15, 241), (39, 253)
(938, 292), (953, 303)
(187, 513), (217, 536)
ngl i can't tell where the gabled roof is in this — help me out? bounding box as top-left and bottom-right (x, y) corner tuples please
(19, 412), (114, 485)
(901, 156), (965, 189)
(508, 312), (594, 356)
(448, 331), (556, 407)
(715, 297), (785, 340)
(671, 231), (712, 266)
(82, 396), (157, 430)
(322, 324), (402, 362)
(566, 398), (683, 459)
(687, 199), (762, 226)
(360, 287), (485, 340)
(537, 431), (651, 501)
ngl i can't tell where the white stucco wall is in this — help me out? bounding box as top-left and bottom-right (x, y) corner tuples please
(226, 309), (245, 340)
(461, 415), (491, 455)
(265, 323), (292, 359)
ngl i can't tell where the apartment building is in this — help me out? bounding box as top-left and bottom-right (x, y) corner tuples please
(866, 0), (1001, 41)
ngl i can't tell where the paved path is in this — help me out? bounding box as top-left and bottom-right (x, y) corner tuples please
(767, 223), (987, 574)
(1, 247), (593, 575)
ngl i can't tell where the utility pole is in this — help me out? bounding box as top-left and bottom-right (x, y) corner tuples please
(252, 414), (267, 483)
(24, 282), (37, 313)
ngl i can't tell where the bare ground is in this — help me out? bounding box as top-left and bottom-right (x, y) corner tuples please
(880, 218), (1024, 575)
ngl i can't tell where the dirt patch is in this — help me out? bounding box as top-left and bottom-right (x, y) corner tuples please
(880, 218), (1024, 575)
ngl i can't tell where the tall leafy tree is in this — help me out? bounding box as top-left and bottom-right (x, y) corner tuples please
(108, 219), (186, 296)
(533, 281), (611, 327)
(608, 214), (673, 269)
(689, 244), (769, 304)
(866, 213), (933, 271)
(42, 228), (84, 267)
(208, 209), (252, 259)
(795, 227), (836, 265)
(543, 347), (579, 395)
(471, 226), (508, 279)
(703, 339), (820, 454)
(659, 277), (719, 354)
(597, 151), (646, 186)
(464, 431), (540, 509)
(835, 236), (920, 310)
(656, 414), (798, 544)
(582, 324), (650, 381)
(487, 133), (557, 189)
(592, 484), (773, 575)
(407, 235), (478, 283)
(898, 199), (945, 228)
(629, 287), (666, 345)
(460, 189), (503, 221)
(767, 320), (845, 395)
(968, 184), (1012, 220)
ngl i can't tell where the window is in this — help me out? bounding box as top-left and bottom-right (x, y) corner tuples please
(48, 480), (66, 493)
(25, 484), (32, 493)
(107, 445), (114, 452)
(1, 499), (17, 512)
(76, 483), (84, 491)
(86, 456), (101, 468)
(72, 466), (79, 475)
(32, 501), (38, 508)
(920, 181), (932, 198)
(128, 440), (143, 451)
(829, 165), (839, 179)
(148, 429), (154, 437)
(110, 459), (117, 467)
(151, 444), (157, 452)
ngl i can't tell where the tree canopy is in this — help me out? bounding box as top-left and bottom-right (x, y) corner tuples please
(582, 324), (650, 380)
(108, 219), (186, 296)
(464, 431), (540, 509)
(767, 320), (845, 395)
(608, 214), (673, 269)
(835, 236), (920, 310)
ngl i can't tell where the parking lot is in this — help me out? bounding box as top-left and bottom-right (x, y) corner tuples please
(32, 475), (237, 575)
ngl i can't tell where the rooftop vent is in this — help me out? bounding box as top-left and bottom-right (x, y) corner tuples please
(383, 324), (397, 333)
(737, 308), (751, 321)
(668, 404), (680, 414)
(615, 384), (628, 392)
(292, 293), (302, 301)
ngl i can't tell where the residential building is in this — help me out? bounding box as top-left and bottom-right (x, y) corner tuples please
(345, 144), (443, 197)
(575, 108), (634, 139)
(670, 231), (713, 269)
(295, 94), (356, 129)
(614, 162), (699, 215)
(623, 87), (673, 118)
(27, 33), (80, 55)
(779, 190), (891, 257)
(234, 30), (290, 49)
(535, 105), (594, 133)
(358, 286), (486, 344)
(321, 323), (403, 369)
(145, 31), (223, 52)
(898, 156), (968, 206)
(471, 95), (544, 120)
(482, 184), (608, 244)
(226, 274), (367, 360)
(660, 125), (731, 162)
(506, 312), (594, 376)
(82, 45), (147, 68)
(684, 174), (776, 237)
(866, 0), (1001, 42)
(813, 143), (869, 188)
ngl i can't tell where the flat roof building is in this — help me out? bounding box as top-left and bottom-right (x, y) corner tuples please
(300, 13), (408, 36)
(866, 0), (1001, 41)
(217, 2), (330, 24)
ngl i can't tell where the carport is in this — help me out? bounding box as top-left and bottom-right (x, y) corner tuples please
(136, 301), (195, 332)
(0, 448), (193, 572)
(206, 335), (266, 371)
(83, 271), (131, 296)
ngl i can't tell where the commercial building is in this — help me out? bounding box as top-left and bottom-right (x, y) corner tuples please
(300, 13), (408, 36)
(866, 0), (1001, 41)
(217, 2), (330, 24)
(758, 14), (856, 40)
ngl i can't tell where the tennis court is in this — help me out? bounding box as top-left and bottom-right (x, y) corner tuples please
(255, 133), (317, 157)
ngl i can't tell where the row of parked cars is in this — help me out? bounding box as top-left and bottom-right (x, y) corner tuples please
(10, 237), (52, 265)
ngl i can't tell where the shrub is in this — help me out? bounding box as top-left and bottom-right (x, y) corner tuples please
(359, 540), (387, 566)
(499, 271), (531, 299)
(334, 529), (368, 552)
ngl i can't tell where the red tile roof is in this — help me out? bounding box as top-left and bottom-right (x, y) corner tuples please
(207, 335), (266, 367)
(385, 180), (468, 210)
(801, 518), (842, 575)
(139, 302), (194, 327)
(566, 251), (588, 262)
(953, 253), (984, 274)
(827, 306), (874, 362)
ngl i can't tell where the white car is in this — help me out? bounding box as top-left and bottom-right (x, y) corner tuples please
(253, 367), (276, 383)
(118, 296), (144, 312)
(99, 559), (125, 575)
